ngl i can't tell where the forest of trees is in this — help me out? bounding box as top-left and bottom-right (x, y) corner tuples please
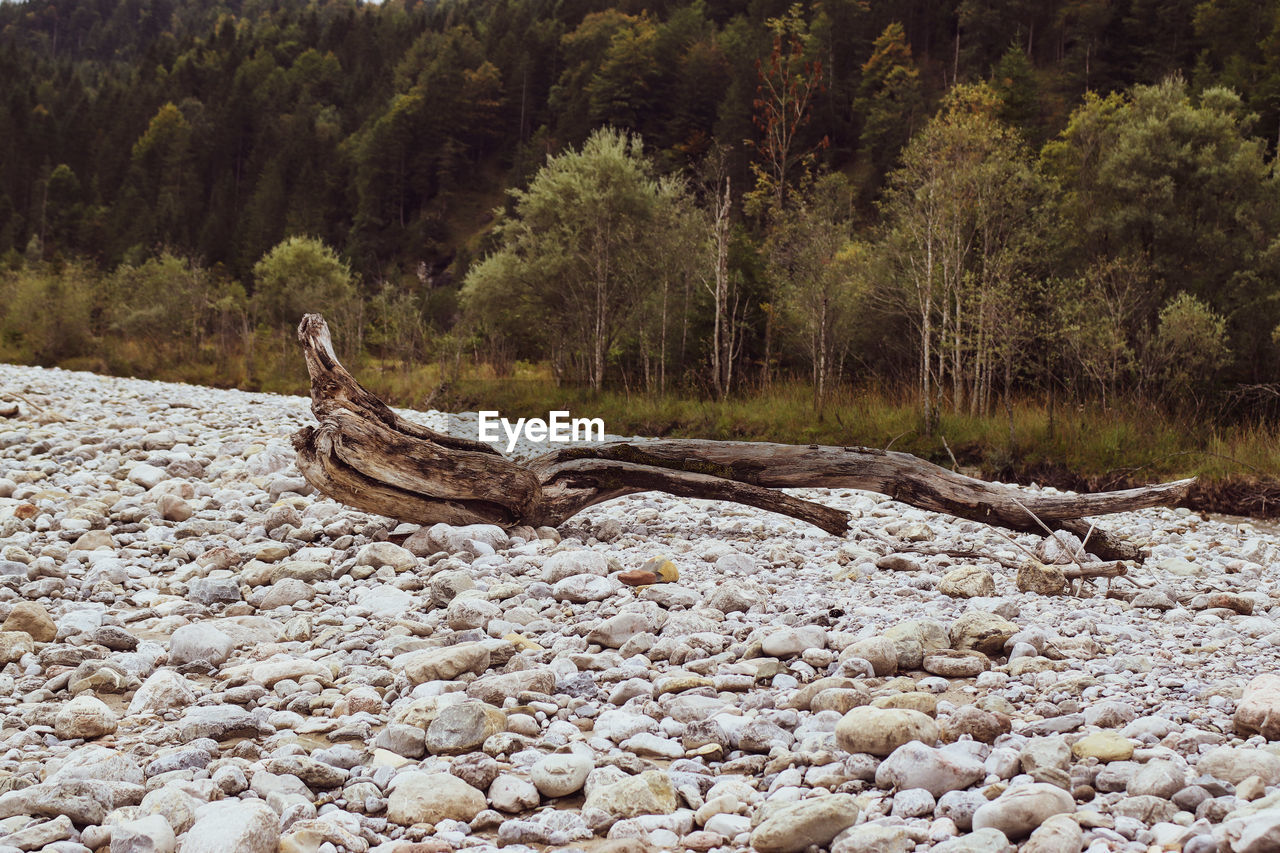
(3, 0), (1280, 425)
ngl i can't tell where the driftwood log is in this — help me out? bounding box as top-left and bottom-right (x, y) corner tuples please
(290, 314), (1192, 562)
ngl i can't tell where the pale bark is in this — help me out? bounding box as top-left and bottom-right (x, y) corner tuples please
(292, 314), (1193, 562)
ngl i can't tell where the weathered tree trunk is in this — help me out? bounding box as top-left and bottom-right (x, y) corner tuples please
(291, 315), (1192, 561)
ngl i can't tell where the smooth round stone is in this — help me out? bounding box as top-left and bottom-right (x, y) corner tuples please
(54, 694), (119, 739)
(1071, 731), (1134, 762)
(923, 650), (989, 678)
(749, 793), (860, 853)
(972, 783), (1075, 840)
(836, 707), (939, 757)
(890, 787), (936, 818)
(875, 741), (985, 797)
(531, 753), (593, 798)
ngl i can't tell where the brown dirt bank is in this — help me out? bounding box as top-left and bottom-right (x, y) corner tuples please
(995, 463), (1280, 521)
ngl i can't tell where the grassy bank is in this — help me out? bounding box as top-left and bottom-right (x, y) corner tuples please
(415, 376), (1280, 518)
(8, 346), (1278, 517)
(416, 377), (1272, 478)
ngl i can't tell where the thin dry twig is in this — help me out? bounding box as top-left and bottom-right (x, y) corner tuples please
(0, 391), (44, 413)
(941, 435), (959, 472)
(1076, 520), (1098, 559)
(1009, 495), (1090, 574)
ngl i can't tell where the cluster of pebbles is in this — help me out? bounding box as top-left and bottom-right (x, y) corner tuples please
(0, 362), (1278, 853)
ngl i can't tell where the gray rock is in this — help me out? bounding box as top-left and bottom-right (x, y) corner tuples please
(54, 694), (118, 739)
(1235, 674), (1280, 741)
(186, 577), (242, 606)
(841, 637), (898, 676)
(951, 611), (1018, 656)
(542, 550), (609, 582)
(890, 787), (936, 818)
(1199, 747), (1280, 786)
(972, 783), (1075, 840)
(424, 701), (506, 754)
(387, 772), (486, 825)
(835, 707), (938, 757)
(762, 626), (827, 658)
(1113, 794), (1177, 824)
(47, 746), (143, 785)
(582, 770), (676, 819)
(398, 642), (491, 685)
(109, 813), (175, 853)
(445, 597), (501, 631)
(531, 753), (592, 798)
(488, 774), (540, 813)
(923, 649), (989, 678)
(264, 756), (347, 789)
(750, 794), (861, 853)
(168, 623), (233, 666)
(255, 577), (314, 609)
(739, 718), (795, 753)
(1132, 590), (1176, 610)
(938, 566), (996, 598)
(882, 619), (950, 670)
(428, 570), (476, 607)
(128, 464), (167, 489)
(355, 542), (416, 571)
(931, 828), (1016, 852)
(552, 574), (617, 602)
(177, 706), (265, 741)
(0, 779), (144, 824)
(875, 741), (986, 797)
(127, 670), (196, 716)
(1218, 808), (1280, 853)
(1022, 814), (1083, 853)
(1128, 759), (1187, 800)
(468, 667), (556, 704)
(180, 799), (278, 853)
(937, 789), (988, 832)
(831, 824), (914, 853)
(1083, 700), (1137, 728)
(0, 814), (73, 850)
(1020, 737), (1072, 787)
(373, 724), (426, 758)
(706, 581), (765, 613)
(586, 612), (653, 648)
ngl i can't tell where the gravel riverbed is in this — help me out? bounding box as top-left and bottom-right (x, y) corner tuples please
(0, 362), (1279, 853)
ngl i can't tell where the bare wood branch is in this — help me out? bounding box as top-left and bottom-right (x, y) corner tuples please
(1062, 561), (1128, 580)
(291, 314), (1193, 560)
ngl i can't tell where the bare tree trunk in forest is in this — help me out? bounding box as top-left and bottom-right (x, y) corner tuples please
(726, 290), (744, 396)
(713, 177), (732, 399)
(762, 303), (775, 388)
(659, 281), (668, 393)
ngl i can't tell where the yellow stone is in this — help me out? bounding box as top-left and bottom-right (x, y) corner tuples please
(255, 543), (290, 562)
(503, 633), (543, 652)
(640, 556), (680, 583)
(655, 675), (714, 697)
(752, 660), (787, 681)
(370, 748), (413, 769)
(1072, 731), (1134, 762)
